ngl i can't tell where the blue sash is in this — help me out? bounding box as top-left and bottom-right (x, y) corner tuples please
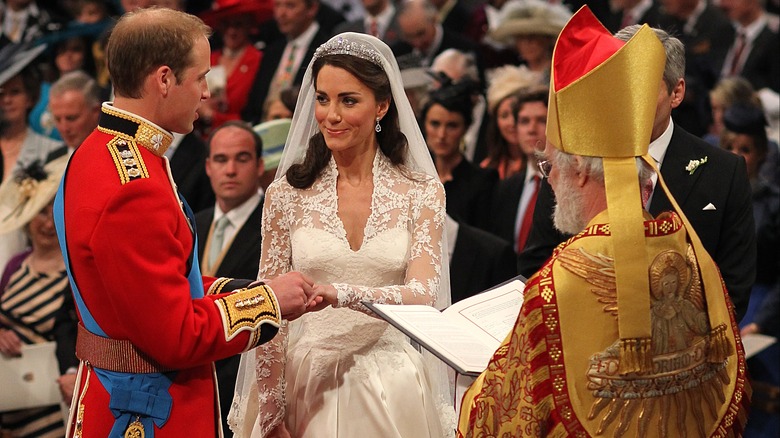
(53, 171), (205, 438)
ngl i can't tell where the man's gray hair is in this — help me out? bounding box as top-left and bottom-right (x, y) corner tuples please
(614, 25), (685, 94)
(50, 70), (102, 107)
(431, 49), (479, 83)
(398, 0), (438, 21)
(551, 147), (654, 186)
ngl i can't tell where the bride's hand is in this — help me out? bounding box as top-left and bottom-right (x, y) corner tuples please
(267, 422), (292, 438)
(306, 284), (338, 312)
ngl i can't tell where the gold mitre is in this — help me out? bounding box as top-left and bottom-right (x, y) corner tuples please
(546, 7), (664, 158)
(547, 7), (666, 374)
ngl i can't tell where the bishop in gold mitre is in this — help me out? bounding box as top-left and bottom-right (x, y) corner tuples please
(457, 6), (750, 437)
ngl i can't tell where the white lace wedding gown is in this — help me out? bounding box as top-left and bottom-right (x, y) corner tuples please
(230, 152), (453, 438)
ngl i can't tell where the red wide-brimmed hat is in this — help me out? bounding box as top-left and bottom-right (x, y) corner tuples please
(200, 0), (274, 28)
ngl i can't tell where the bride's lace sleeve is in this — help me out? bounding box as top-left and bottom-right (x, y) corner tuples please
(254, 182), (293, 436)
(334, 178), (446, 311)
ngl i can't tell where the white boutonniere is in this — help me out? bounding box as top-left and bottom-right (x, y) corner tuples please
(685, 156), (708, 175)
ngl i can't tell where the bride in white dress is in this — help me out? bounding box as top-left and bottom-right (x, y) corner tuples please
(228, 33), (454, 438)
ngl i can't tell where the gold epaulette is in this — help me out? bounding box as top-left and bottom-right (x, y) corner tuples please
(105, 137), (149, 185)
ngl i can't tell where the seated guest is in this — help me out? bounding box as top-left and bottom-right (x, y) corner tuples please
(0, 155), (78, 437)
(459, 9), (749, 435)
(480, 65), (542, 180)
(720, 104), (779, 318)
(198, 0), (269, 132)
(45, 70), (102, 160)
(705, 76), (762, 146)
(392, 0), (479, 73)
(333, 0), (403, 47)
(422, 81), (498, 230)
(720, 103), (780, 438)
(241, 0), (331, 124)
(1, 43), (60, 271)
(489, 85), (548, 252)
(195, 121), (266, 434)
(430, 49), (486, 163)
(488, 0), (571, 84)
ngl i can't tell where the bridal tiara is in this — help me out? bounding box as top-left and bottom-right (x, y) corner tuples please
(313, 36), (383, 67)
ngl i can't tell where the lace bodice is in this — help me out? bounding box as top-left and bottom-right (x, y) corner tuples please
(249, 151), (446, 436)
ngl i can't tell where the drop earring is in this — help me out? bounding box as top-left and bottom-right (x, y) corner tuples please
(375, 117), (382, 133)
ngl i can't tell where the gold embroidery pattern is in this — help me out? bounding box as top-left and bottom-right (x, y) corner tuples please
(557, 244), (739, 437)
(207, 277), (233, 295)
(100, 106), (172, 156)
(106, 137), (148, 185)
(215, 285), (281, 345)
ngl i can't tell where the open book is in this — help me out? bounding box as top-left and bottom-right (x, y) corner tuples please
(364, 277), (525, 376)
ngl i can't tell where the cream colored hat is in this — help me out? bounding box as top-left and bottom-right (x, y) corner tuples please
(0, 155), (69, 234)
(490, 0), (572, 44)
(486, 65), (543, 114)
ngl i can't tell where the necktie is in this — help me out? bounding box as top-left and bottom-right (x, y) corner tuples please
(517, 176), (540, 252)
(369, 18), (379, 37)
(280, 43), (298, 90)
(729, 32), (746, 76)
(642, 177), (655, 209)
(208, 216), (230, 267)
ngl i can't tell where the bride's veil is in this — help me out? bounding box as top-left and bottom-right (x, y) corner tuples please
(229, 32), (455, 436)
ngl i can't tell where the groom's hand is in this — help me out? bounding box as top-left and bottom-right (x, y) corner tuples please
(265, 272), (315, 320)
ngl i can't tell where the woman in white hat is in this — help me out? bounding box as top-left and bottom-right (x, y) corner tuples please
(0, 155), (78, 437)
(480, 65), (542, 179)
(0, 43), (62, 280)
(489, 0), (571, 82)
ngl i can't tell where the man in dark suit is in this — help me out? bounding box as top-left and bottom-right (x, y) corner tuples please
(333, 0), (403, 46)
(392, 0), (479, 71)
(241, 0), (331, 124)
(166, 132), (215, 214)
(447, 215), (517, 303)
(489, 86), (548, 253)
(602, 0), (661, 33)
(518, 25), (755, 321)
(195, 121), (266, 432)
(658, 0), (735, 136)
(717, 0), (780, 93)
(431, 0), (471, 33)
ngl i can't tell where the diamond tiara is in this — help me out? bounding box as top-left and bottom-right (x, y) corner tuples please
(313, 36), (383, 67)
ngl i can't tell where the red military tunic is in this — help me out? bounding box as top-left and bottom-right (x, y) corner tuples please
(60, 104), (279, 437)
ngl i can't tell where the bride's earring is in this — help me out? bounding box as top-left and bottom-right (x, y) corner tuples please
(375, 117), (382, 133)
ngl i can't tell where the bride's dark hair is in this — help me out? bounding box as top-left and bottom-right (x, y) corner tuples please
(286, 54), (408, 189)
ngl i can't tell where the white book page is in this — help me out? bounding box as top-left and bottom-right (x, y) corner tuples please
(443, 279), (525, 349)
(741, 333), (777, 359)
(372, 305), (499, 372)
(370, 278), (525, 373)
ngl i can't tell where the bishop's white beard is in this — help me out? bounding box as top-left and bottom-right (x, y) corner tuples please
(552, 181), (587, 235)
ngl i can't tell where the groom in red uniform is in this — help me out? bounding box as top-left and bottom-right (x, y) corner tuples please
(54, 7), (319, 438)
